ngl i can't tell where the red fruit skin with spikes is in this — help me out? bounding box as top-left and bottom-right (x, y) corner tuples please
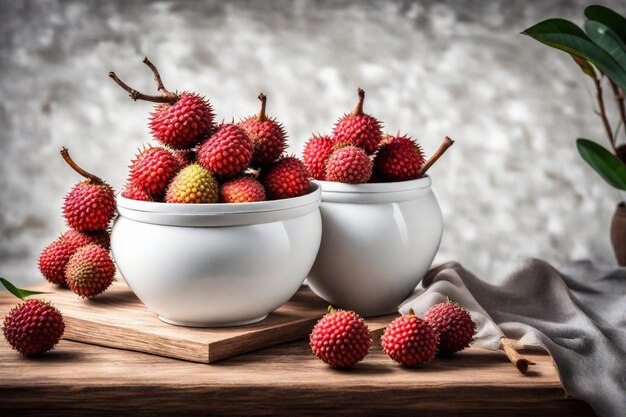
(302, 135), (334, 180)
(332, 113), (382, 155)
(172, 149), (195, 168)
(63, 181), (115, 232)
(38, 240), (77, 285)
(262, 156), (310, 200)
(121, 185), (153, 202)
(220, 177), (266, 203)
(197, 124), (254, 178)
(2, 299), (65, 356)
(381, 315), (438, 366)
(239, 117), (287, 167)
(65, 244), (115, 298)
(61, 229), (110, 251)
(425, 303), (476, 354)
(373, 134), (425, 182)
(325, 145), (372, 184)
(149, 92), (215, 150)
(128, 146), (180, 198)
(309, 309), (371, 368)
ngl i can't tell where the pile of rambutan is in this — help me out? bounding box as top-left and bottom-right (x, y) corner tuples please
(37, 148), (116, 299)
(310, 301), (476, 369)
(303, 88), (453, 184)
(109, 58), (310, 204)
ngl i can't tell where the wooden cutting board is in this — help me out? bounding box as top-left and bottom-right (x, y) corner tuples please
(25, 281), (396, 364)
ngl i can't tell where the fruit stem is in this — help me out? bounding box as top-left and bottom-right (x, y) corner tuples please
(60, 147), (105, 184)
(108, 72), (178, 104)
(257, 93), (268, 122)
(327, 305), (335, 313)
(407, 308), (416, 317)
(419, 136), (455, 177)
(351, 88), (365, 116)
(500, 337), (535, 375)
(142, 57), (178, 100)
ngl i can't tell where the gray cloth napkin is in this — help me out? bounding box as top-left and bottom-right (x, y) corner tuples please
(399, 259), (626, 417)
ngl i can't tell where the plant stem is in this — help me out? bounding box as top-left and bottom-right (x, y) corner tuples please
(419, 136), (454, 176)
(593, 76), (617, 154)
(609, 80), (626, 143)
(60, 147), (104, 184)
(108, 72), (178, 104)
(257, 93), (268, 122)
(142, 57), (177, 99)
(352, 88), (365, 116)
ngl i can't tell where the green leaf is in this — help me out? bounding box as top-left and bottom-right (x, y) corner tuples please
(584, 20), (626, 74)
(571, 55), (596, 79)
(0, 277), (51, 300)
(522, 18), (626, 89)
(577, 139), (626, 190)
(585, 5), (626, 44)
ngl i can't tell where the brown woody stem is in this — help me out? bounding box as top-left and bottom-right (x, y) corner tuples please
(593, 76), (617, 153)
(609, 80), (626, 142)
(407, 308), (416, 316)
(142, 57), (177, 99)
(352, 88), (365, 116)
(60, 147), (104, 184)
(500, 337), (535, 375)
(108, 71), (178, 104)
(419, 136), (455, 176)
(257, 93), (268, 122)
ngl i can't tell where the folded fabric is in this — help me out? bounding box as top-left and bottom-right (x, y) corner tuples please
(399, 259), (626, 417)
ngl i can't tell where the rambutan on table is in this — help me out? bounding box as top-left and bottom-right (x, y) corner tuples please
(0, 290), (595, 416)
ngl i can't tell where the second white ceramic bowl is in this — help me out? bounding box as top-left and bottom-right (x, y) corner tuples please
(307, 177), (443, 317)
(111, 184), (322, 327)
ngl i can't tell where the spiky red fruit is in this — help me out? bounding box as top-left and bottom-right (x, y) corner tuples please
(60, 229), (110, 251)
(220, 177), (266, 203)
(325, 145), (372, 184)
(262, 156), (310, 200)
(65, 244), (115, 298)
(373, 134), (425, 182)
(381, 312), (438, 366)
(172, 149), (195, 168)
(38, 240), (77, 285)
(121, 185), (153, 201)
(127, 146), (180, 198)
(302, 134), (334, 180)
(310, 308), (371, 368)
(332, 88), (382, 155)
(197, 124), (253, 177)
(239, 93), (287, 166)
(150, 92), (215, 150)
(3, 299), (65, 356)
(63, 180), (115, 232)
(425, 302), (476, 354)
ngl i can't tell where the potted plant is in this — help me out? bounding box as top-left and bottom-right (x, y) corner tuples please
(523, 4), (626, 265)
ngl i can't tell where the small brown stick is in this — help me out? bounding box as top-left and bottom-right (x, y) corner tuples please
(60, 147), (104, 184)
(142, 57), (177, 99)
(609, 80), (626, 142)
(593, 76), (617, 154)
(352, 88), (365, 116)
(419, 136), (454, 176)
(108, 71), (177, 103)
(500, 337), (535, 375)
(257, 93), (268, 122)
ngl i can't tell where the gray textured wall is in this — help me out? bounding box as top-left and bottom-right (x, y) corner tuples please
(1, 0), (623, 287)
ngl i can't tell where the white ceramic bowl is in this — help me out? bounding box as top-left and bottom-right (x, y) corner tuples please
(110, 184), (322, 327)
(307, 177), (443, 317)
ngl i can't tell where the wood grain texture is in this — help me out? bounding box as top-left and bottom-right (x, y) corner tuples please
(6, 281), (338, 363)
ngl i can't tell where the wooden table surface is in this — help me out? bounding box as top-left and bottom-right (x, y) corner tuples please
(0, 295), (596, 417)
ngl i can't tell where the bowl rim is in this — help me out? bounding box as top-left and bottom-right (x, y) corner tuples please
(117, 182), (321, 215)
(315, 176), (431, 194)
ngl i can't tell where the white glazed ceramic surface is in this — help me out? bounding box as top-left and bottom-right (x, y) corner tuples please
(111, 184), (322, 327)
(307, 177), (443, 317)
